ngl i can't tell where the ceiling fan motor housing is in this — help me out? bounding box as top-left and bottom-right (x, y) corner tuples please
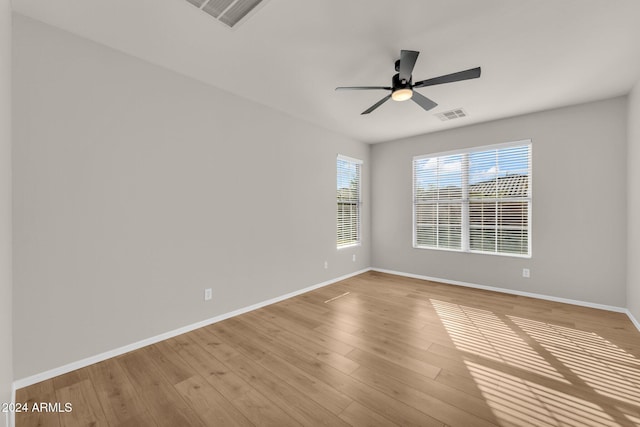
(392, 73), (412, 90)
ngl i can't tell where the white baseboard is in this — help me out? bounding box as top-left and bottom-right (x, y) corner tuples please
(372, 267), (628, 314)
(13, 266), (640, 392)
(374, 267), (640, 333)
(626, 309), (640, 332)
(13, 268), (371, 390)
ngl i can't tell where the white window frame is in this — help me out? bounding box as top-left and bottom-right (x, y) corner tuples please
(413, 140), (532, 258)
(337, 154), (362, 249)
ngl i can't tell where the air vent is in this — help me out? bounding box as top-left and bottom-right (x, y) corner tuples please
(436, 108), (468, 121)
(185, 0), (267, 28)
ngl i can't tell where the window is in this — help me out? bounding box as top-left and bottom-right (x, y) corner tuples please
(337, 155), (362, 248)
(413, 141), (531, 257)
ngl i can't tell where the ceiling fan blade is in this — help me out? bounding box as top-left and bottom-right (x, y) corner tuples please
(335, 86), (391, 91)
(361, 94), (392, 115)
(411, 91), (438, 111)
(399, 50), (419, 82)
(413, 67), (481, 88)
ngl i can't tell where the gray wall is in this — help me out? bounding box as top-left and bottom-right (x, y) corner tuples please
(629, 82), (640, 321)
(10, 12), (638, 384)
(0, 1), (12, 426)
(12, 15), (370, 379)
(372, 97), (627, 307)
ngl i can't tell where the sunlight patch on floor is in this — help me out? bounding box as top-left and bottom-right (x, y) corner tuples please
(465, 361), (619, 427)
(432, 298), (640, 426)
(509, 316), (640, 406)
(431, 299), (566, 381)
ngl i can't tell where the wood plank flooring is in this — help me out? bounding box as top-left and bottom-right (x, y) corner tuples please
(15, 271), (640, 426)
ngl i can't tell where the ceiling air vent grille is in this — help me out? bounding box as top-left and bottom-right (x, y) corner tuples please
(186, 0), (266, 28)
(436, 108), (468, 121)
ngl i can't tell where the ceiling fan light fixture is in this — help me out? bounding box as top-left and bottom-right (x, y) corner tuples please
(392, 88), (413, 102)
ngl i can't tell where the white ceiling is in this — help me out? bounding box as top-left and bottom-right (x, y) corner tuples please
(12, 0), (640, 143)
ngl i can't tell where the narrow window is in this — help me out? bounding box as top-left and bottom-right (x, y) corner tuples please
(337, 155), (362, 248)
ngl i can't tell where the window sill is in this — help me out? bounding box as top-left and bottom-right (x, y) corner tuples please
(413, 245), (531, 259)
(337, 242), (361, 250)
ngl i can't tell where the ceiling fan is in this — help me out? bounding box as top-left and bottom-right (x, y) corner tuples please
(336, 50), (481, 115)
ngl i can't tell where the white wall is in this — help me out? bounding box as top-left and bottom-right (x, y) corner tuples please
(629, 83), (640, 322)
(12, 15), (370, 379)
(372, 98), (628, 307)
(0, 1), (12, 426)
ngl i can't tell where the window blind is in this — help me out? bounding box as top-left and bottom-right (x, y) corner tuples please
(413, 154), (464, 250)
(337, 155), (362, 248)
(413, 141), (531, 257)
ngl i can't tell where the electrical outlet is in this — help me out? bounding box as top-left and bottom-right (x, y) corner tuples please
(204, 288), (212, 301)
(522, 268), (530, 278)
(352, 254), (356, 262)
(324, 261), (328, 269)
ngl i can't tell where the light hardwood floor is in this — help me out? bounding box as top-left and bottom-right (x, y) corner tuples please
(15, 271), (640, 426)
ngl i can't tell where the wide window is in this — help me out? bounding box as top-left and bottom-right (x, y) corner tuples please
(413, 141), (531, 257)
(337, 155), (362, 248)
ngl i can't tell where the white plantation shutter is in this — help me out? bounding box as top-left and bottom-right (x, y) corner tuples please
(337, 155), (362, 248)
(413, 141), (531, 257)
